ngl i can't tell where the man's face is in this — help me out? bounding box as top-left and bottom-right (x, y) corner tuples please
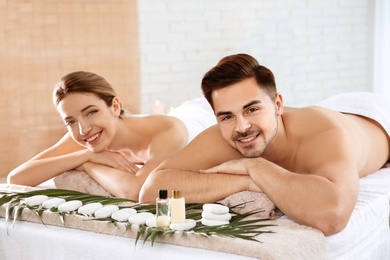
(212, 78), (283, 158)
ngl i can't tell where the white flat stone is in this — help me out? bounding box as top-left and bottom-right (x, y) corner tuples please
(111, 208), (137, 222)
(94, 205), (119, 218)
(201, 211), (231, 221)
(202, 203), (229, 215)
(23, 195), (49, 207)
(169, 219), (196, 231)
(42, 198), (66, 209)
(77, 202), (103, 215)
(201, 218), (229, 226)
(128, 212), (154, 225)
(58, 200), (83, 212)
(145, 216), (157, 227)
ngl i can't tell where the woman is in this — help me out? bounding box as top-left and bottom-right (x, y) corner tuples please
(7, 71), (216, 201)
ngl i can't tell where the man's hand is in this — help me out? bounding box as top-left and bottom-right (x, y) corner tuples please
(200, 158), (262, 192)
(200, 158), (250, 175)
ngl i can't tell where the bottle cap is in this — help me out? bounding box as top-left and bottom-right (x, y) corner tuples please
(172, 190), (182, 199)
(158, 189), (168, 199)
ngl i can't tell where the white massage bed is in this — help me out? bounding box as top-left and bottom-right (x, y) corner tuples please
(1, 166), (390, 259)
(2, 92), (390, 259)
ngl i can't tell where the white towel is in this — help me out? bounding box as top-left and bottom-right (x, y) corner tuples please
(317, 92), (390, 135)
(277, 169), (390, 259)
(168, 97), (217, 144)
(327, 191), (390, 259)
(359, 166), (390, 197)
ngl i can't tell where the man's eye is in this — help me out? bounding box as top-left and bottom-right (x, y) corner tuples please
(222, 115), (232, 121)
(247, 107), (259, 114)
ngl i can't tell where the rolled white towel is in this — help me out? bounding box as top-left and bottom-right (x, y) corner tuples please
(168, 97), (216, 144)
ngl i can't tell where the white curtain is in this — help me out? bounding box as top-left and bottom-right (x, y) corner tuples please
(373, 0), (390, 96)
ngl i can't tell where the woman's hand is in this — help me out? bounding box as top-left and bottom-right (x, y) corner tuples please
(88, 150), (140, 174)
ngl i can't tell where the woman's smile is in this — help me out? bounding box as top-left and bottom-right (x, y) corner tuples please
(84, 131), (102, 145)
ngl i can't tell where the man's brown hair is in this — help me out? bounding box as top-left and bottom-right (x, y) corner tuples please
(201, 53), (277, 109)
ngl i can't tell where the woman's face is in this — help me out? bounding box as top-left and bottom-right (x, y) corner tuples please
(57, 92), (120, 152)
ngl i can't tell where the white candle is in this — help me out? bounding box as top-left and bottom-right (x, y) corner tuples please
(151, 99), (164, 115)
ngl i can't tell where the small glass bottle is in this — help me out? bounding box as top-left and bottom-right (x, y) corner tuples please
(169, 190), (186, 223)
(156, 189), (170, 227)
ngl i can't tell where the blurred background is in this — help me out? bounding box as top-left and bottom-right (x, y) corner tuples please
(1, 0), (389, 181)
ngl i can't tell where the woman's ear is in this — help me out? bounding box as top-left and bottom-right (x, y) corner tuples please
(112, 97), (121, 117)
(275, 93), (284, 115)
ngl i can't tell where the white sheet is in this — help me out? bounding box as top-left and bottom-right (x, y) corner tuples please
(0, 220), (253, 260)
(317, 92), (390, 135)
(275, 167), (390, 260)
(326, 167), (390, 260)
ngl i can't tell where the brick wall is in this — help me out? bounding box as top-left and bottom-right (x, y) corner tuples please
(138, 0), (374, 113)
(0, 0), (139, 177)
(0, 0), (376, 179)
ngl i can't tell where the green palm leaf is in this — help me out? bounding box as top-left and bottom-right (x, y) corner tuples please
(0, 189), (276, 246)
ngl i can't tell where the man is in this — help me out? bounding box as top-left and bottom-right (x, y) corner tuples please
(139, 53), (390, 235)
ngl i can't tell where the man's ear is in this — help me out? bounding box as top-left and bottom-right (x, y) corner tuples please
(275, 93), (284, 115)
(112, 97), (121, 117)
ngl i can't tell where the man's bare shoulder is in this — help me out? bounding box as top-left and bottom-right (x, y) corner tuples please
(284, 106), (342, 129)
(161, 124), (243, 171)
(279, 107), (354, 171)
(282, 105), (389, 176)
(284, 105), (385, 138)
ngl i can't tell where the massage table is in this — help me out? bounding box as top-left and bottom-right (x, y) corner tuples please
(2, 92), (390, 259)
(1, 166), (390, 259)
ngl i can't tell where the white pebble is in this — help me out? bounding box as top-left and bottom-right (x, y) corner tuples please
(77, 202), (103, 215)
(94, 205), (119, 218)
(58, 200), (83, 212)
(201, 218), (229, 226)
(24, 195), (49, 207)
(201, 211), (231, 221)
(145, 216), (157, 227)
(202, 203), (229, 215)
(42, 198), (66, 209)
(156, 215), (170, 227)
(169, 219), (196, 231)
(111, 208), (137, 222)
(128, 212), (154, 225)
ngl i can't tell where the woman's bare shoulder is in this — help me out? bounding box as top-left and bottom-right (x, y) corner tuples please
(124, 114), (185, 133)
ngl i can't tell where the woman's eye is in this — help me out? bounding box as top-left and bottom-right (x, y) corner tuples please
(65, 120), (75, 126)
(87, 110), (98, 116)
